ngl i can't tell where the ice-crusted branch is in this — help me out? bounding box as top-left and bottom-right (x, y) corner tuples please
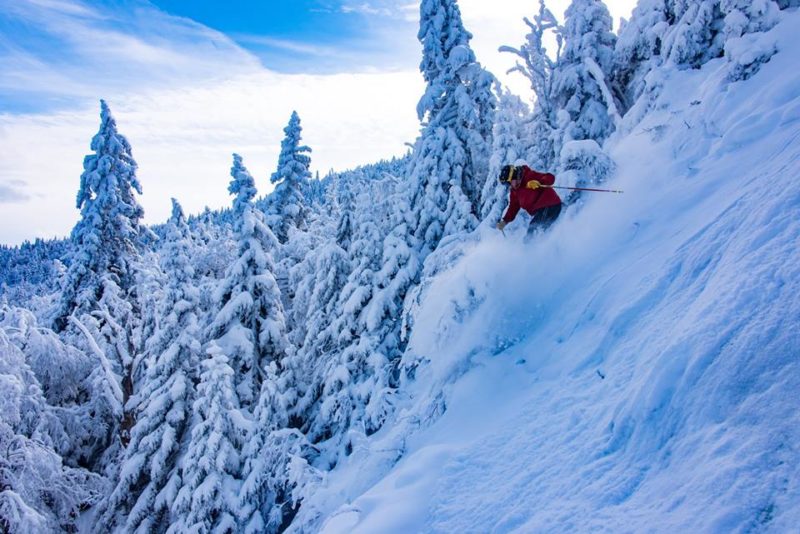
(584, 56), (622, 127)
(69, 314), (123, 417)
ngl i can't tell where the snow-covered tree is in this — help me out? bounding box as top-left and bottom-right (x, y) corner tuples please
(335, 176), (356, 252)
(660, 0), (779, 70)
(97, 199), (203, 532)
(51, 100), (144, 334)
(0, 323), (102, 533)
(551, 0), (619, 144)
(613, 0), (671, 107)
(47, 101), (146, 460)
(613, 0), (780, 111)
(293, 189), (382, 452)
(481, 85), (531, 222)
(558, 138), (616, 204)
(268, 112), (313, 243)
(500, 0), (562, 125)
(409, 0), (497, 255)
(239, 360), (320, 532)
(720, 0), (780, 80)
(500, 0), (563, 169)
(208, 154), (289, 410)
(288, 239), (351, 353)
(295, 177), (417, 460)
(169, 346), (243, 534)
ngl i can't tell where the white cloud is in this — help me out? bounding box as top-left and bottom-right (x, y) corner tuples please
(234, 34), (344, 57)
(0, 69), (423, 244)
(341, 3), (393, 16)
(0, 0), (261, 103)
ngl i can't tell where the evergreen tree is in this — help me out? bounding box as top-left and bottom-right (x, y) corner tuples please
(334, 176), (356, 252)
(51, 100), (144, 334)
(500, 0), (563, 169)
(612, 0), (671, 108)
(269, 112), (312, 244)
(660, 0), (778, 69)
(49, 100), (145, 457)
(168, 346), (243, 534)
(239, 361), (319, 532)
(551, 0), (619, 144)
(288, 241), (352, 419)
(98, 199), (202, 533)
(0, 318), (102, 533)
(297, 189), (383, 451)
(208, 154), (289, 411)
(481, 85), (531, 222)
(295, 177), (417, 459)
(409, 0), (497, 255)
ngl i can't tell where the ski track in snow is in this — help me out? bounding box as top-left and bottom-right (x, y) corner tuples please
(299, 11), (800, 534)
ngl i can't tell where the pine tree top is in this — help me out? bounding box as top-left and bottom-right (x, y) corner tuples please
(270, 111), (312, 186)
(229, 153), (258, 214)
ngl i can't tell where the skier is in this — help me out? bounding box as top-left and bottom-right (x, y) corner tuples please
(496, 164), (562, 237)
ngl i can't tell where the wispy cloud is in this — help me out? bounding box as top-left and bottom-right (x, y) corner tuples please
(340, 3), (393, 16)
(0, 180), (32, 204)
(0, 0), (262, 111)
(234, 34), (343, 58)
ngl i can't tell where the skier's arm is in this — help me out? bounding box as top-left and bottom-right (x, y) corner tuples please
(502, 190), (520, 223)
(521, 165), (555, 186)
(537, 171), (556, 186)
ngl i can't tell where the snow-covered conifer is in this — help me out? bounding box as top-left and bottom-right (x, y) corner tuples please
(293, 190), (382, 450)
(239, 361), (320, 532)
(268, 112), (312, 243)
(48, 101), (146, 460)
(481, 86), (531, 222)
(51, 100), (144, 334)
(551, 0), (619, 144)
(0, 326), (102, 532)
(721, 0), (780, 80)
(286, 240), (352, 419)
(98, 199), (203, 532)
(558, 138), (616, 204)
(409, 0), (497, 254)
(335, 176), (356, 252)
(168, 346), (243, 534)
(660, 0), (778, 70)
(208, 154), (289, 410)
(613, 0), (670, 107)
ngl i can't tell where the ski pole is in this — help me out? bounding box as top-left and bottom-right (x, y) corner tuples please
(542, 185), (624, 194)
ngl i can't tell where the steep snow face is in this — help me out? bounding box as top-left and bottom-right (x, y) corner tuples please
(297, 9), (800, 534)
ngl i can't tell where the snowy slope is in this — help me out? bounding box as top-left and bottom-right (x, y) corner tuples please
(293, 9), (800, 533)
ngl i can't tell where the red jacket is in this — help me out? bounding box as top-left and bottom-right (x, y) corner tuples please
(502, 166), (562, 223)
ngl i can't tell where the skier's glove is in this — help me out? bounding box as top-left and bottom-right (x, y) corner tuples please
(526, 180), (542, 190)
(496, 220), (507, 231)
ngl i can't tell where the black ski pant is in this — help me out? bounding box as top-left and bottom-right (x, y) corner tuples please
(526, 203), (562, 238)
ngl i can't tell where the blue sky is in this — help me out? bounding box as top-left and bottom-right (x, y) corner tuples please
(148, 0), (419, 73)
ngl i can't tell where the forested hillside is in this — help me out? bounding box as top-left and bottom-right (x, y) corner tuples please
(1, 0), (798, 532)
